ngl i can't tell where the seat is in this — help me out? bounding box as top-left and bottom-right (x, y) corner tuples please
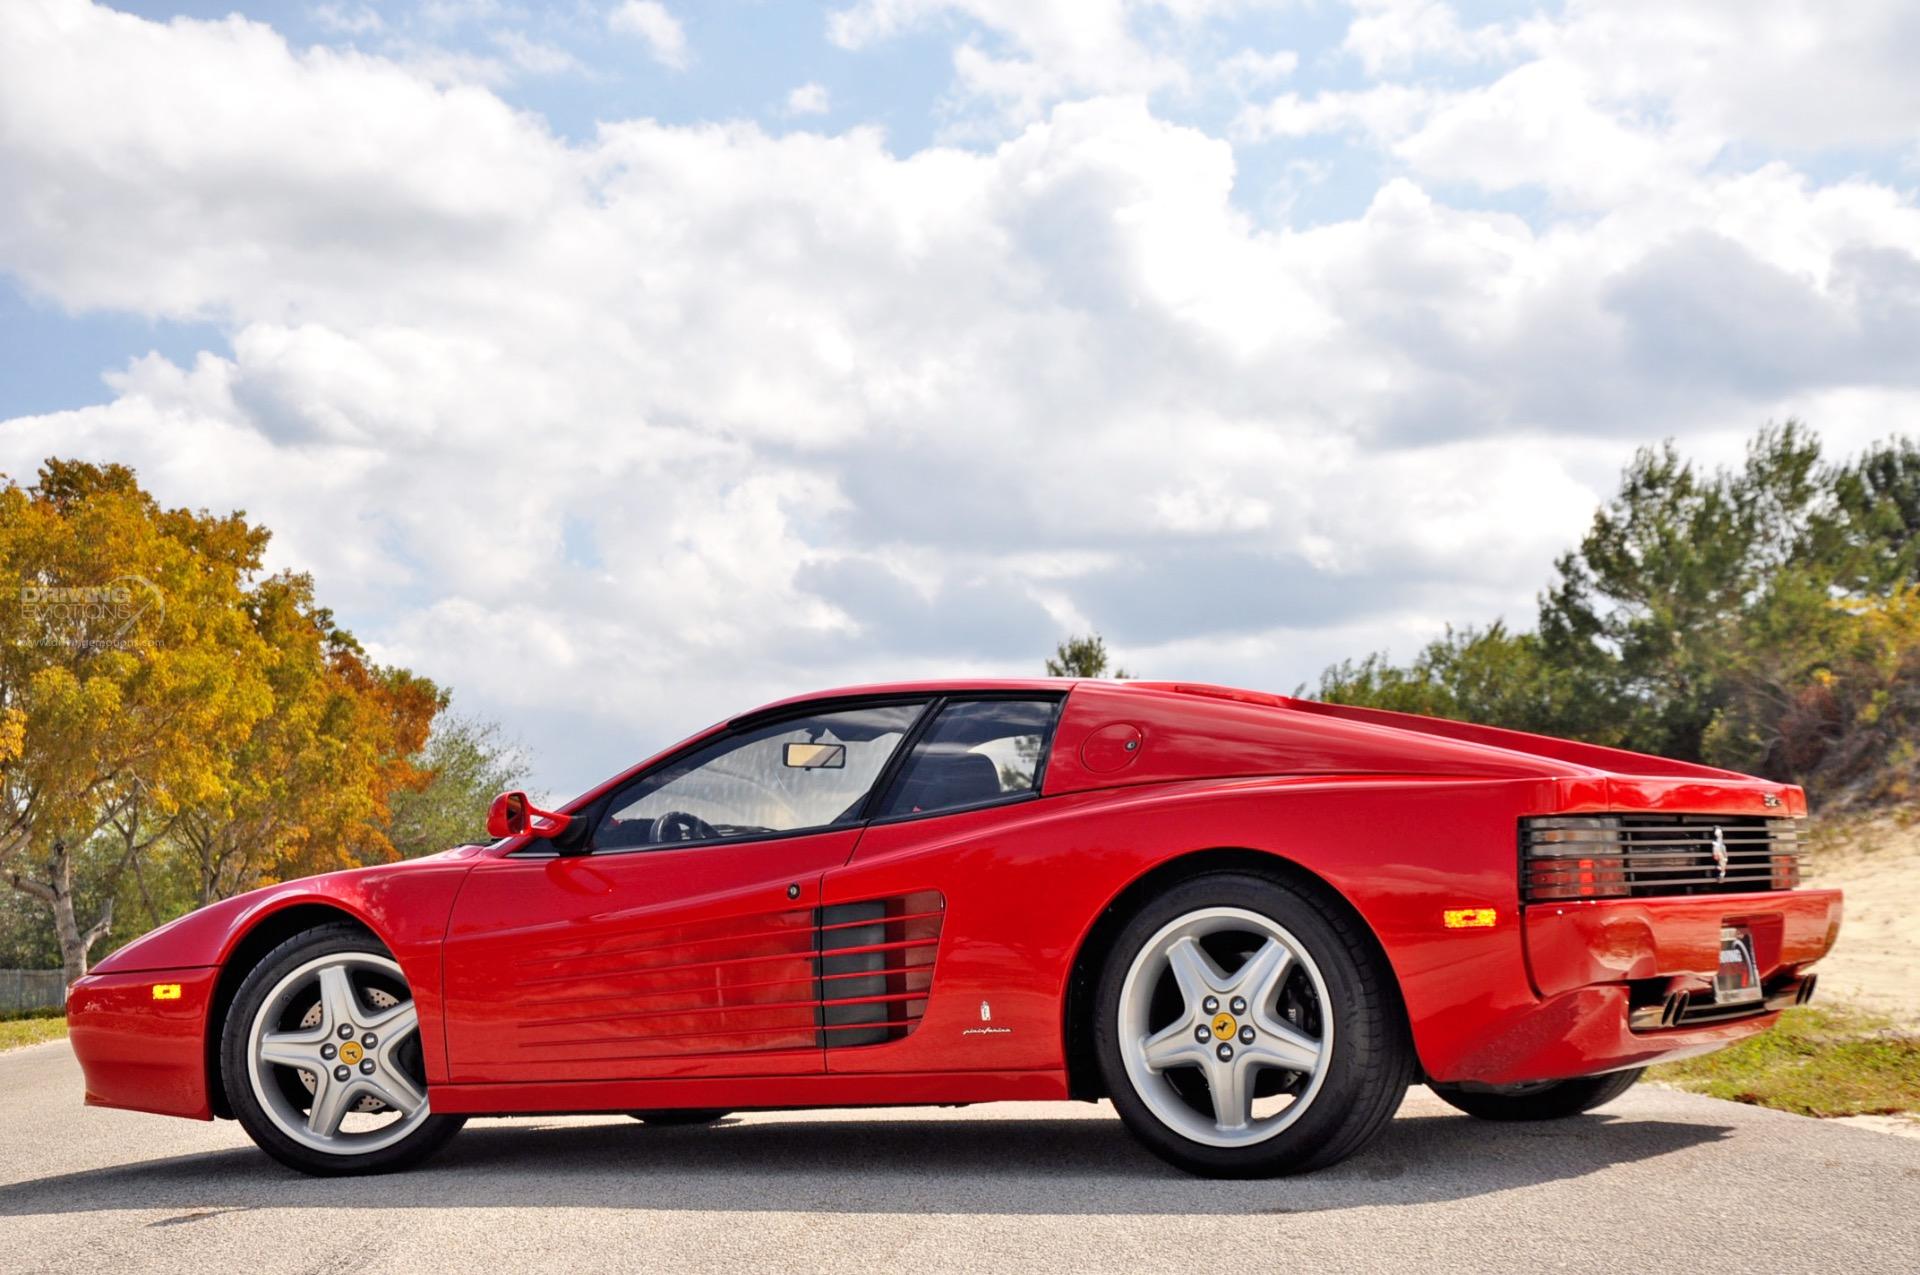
(888, 749), (1003, 815)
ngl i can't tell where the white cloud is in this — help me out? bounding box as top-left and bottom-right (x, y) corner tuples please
(1533, 0), (1920, 152)
(312, 4), (384, 36)
(829, 0), (1194, 126)
(1393, 61), (1717, 208)
(490, 31), (586, 78)
(4, 0), (1920, 791)
(1217, 47), (1297, 95)
(1315, 1), (1920, 165)
(785, 81), (831, 116)
(1233, 83), (1434, 144)
(1342, 0), (1506, 75)
(608, 0), (688, 70)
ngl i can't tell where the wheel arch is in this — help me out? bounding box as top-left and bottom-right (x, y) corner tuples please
(204, 902), (378, 1118)
(1060, 846), (1416, 1099)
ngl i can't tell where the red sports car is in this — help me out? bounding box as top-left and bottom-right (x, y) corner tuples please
(67, 679), (1840, 1178)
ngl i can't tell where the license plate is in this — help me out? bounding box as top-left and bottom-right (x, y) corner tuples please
(1717, 925), (1761, 1004)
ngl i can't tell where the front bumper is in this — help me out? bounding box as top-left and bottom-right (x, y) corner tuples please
(1437, 887), (1842, 1086)
(66, 965), (218, 1120)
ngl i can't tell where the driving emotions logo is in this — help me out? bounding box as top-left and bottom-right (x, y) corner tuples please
(20, 575), (164, 651)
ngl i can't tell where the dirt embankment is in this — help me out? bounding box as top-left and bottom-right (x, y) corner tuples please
(1805, 812), (1920, 1026)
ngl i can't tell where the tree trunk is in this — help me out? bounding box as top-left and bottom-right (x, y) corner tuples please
(7, 839), (114, 988)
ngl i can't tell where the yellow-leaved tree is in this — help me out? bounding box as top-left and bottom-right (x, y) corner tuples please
(0, 460), (274, 984)
(173, 572), (443, 904)
(0, 459), (449, 983)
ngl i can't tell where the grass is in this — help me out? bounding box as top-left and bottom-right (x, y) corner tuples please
(1651, 1004), (1920, 1117)
(0, 1007), (68, 1052)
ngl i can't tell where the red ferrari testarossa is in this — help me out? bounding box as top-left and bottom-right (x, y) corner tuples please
(68, 679), (1839, 1177)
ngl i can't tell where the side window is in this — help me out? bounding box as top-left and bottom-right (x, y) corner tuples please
(877, 698), (1061, 820)
(596, 702), (926, 849)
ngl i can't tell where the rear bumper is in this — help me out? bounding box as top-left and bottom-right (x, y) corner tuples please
(66, 966), (217, 1120)
(1438, 984), (1783, 1084)
(1523, 888), (1842, 999)
(1435, 887), (1842, 1086)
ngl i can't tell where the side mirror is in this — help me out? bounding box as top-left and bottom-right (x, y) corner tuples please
(487, 790), (574, 840)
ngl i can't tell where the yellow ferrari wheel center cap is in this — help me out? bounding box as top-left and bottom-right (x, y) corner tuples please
(339, 1041), (364, 1066)
(1211, 1012), (1237, 1039)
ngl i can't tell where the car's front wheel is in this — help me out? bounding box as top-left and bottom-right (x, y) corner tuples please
(1093, 872), (1413, 1178)
(1427, 1069), (1644, 1121)
(221, 924), (466, 1176)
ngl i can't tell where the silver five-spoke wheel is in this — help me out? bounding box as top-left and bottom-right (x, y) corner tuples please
(246, 951), (432, 1156)
(1117, 905), (1333, 1148)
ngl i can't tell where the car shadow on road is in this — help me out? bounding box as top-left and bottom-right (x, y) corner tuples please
(0, 1107), (1732, 1219)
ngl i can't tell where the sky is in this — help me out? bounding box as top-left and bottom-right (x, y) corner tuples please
(3, 0), (1920, 798)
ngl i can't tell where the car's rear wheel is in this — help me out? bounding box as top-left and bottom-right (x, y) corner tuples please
(628, 1109), (730, 1126)
(1093, 872), (1413, 1178)
(221, 924), (466, 1176)
(1427, 1069), (1644, 1121)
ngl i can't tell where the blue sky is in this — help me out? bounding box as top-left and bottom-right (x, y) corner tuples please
(5, 0), (1920, 795)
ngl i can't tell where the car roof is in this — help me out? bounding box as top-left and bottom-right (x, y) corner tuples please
(730, 678), (1757, 786)
(732, 678), (1084, 721)
(730, 677), (1287, 722)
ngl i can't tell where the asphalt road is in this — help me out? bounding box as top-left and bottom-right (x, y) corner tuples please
(3, 1041), (1917, 1275)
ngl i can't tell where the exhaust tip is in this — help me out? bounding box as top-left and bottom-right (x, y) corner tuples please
(1798, 973), (1817, 1005)
(1662, 990), (1688, 1027)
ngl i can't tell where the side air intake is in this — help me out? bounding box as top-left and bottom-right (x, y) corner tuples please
(816, 891), (944, 1048)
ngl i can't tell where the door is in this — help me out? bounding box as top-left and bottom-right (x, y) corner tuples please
(820, 695), (1065, 1073)
(440, 701), (927, 1083)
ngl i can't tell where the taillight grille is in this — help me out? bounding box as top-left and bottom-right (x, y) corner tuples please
(1522, 815), (1803, 902)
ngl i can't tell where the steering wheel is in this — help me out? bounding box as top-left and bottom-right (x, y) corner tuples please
(649, 810), (721, 843)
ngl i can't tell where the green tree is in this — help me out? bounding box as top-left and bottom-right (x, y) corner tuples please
(385, 713), (530, 857)
(1309, 421), (1920, 806)
(1311, 623), (1579, 736)
(1829, 435), (1920, 593)
(1537, 423), (1834, 760)
(1046, 633), (1133, 679)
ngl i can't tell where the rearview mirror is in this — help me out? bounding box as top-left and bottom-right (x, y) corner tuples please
(487, 790), (574, 839)
(784, 741), (846, 769)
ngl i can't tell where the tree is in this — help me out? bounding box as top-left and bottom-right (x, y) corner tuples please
(1324, 426), (1847, 760)
(385, 713), (530, 857)
(1537, 423), (1835, 760)
(173, 572), (443, 904)
(1046, 633), (1133, 679)
(1310, 623), (1582, 737)
(0, 458), (519, 977)
(1830, 435), (1920, 593)
(0, 460), (273, 984)
(1307, 421), (1920, 807)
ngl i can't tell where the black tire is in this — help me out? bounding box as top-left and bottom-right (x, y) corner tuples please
(628, 1109), (731, 1126)
(1092, 872), (1414, 1178)
(221, 923), (466, 1176)
(1428, 1068), (1644, 1121)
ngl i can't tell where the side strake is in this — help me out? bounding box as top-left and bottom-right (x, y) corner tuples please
(816, 891), (944, 1048)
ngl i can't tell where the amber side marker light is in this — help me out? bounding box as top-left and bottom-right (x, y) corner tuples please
(1442, 908), (1497, 929)
(151, 984), (182, 1000)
